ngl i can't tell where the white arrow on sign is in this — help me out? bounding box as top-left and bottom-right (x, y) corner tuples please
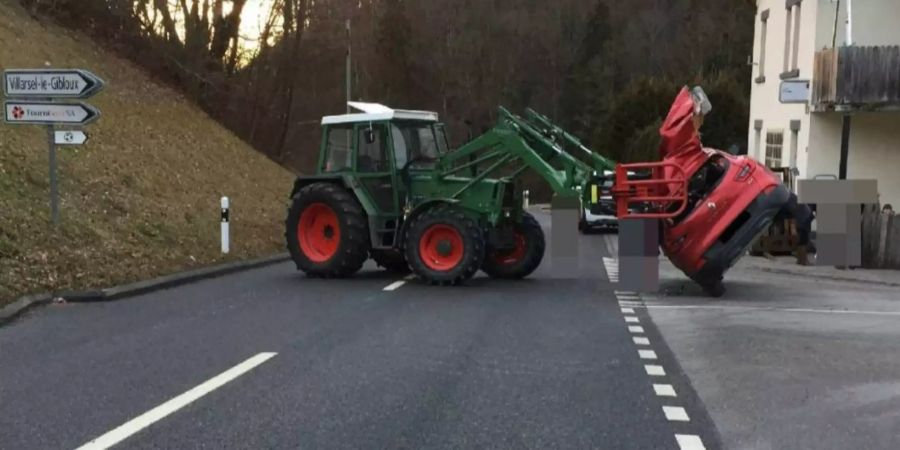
(4, 100), (100, 125)
(54, 130), (89, 145)
(3, 69), (105, 98)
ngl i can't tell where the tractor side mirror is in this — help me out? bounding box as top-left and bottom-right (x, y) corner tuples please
(364, 126), (376, 144)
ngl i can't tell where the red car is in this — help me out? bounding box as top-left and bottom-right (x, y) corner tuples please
(653, 87), (790, 296)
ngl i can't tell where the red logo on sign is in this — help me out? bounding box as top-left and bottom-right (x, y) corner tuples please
(11, 106), (24, 119)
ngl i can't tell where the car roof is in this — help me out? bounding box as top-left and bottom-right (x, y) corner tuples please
(321, 102), (439, 125)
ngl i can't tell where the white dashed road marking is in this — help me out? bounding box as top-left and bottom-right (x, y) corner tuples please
(663, 406), (690, 422)
(76, 352), (277, 450)
(675, 434), (707, 450)
(606, 252), (707, 449)
(633, 336), (650, 345)
(383, 280), (406, 291)
(653, 384), (677, 397)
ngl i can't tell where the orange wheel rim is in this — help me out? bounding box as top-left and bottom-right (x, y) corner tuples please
(491, 231), (527, 265)
(419, 224), (464, 271)
(297, 203), (340, 262)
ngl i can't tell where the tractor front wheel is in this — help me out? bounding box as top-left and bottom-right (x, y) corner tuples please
(482, 212), (545, 279)
(286, 182), (369, 277)
(405, 205), (485, 285)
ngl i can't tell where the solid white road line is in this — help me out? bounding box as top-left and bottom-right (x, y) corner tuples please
(663, 406), (690, 422)
(642, 304), (900, 317)
(624, 316), (640, 323)
(645, 364), (666, 376)
(383, 280), (406, 291)
(675, 434), (706, 450)
(638, 349), (658, 360)
(627, 325), (645, 333)
(76, 352), (277, 450)
(653, 384), (677, 397)
(633, 336), (651, 345)
(621, 307), (635, 314)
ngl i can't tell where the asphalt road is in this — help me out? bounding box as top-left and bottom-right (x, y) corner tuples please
(642, 256), (900, 450)
(0, 210), (719, 450)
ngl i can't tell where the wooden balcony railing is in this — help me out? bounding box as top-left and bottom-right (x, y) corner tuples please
(812, 45), (900, 111)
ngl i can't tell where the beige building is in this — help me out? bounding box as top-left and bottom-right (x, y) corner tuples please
(748, 0), (900, 206)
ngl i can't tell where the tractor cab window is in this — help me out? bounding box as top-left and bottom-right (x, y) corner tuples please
(356, 124), (389, 172)
(323, 125), (353, 172)
(434, 124), (450, 154)
(391, 122), (441, 169)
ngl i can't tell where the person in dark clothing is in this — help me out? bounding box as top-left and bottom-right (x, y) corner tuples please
(773, 192), (815, 265)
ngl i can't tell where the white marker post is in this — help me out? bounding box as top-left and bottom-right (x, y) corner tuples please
(220, 196), (230, 254)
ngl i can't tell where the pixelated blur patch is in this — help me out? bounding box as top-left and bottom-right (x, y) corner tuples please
(618, 218), (659, 292)
(798, 179), (876, 267)
(550, 195), (580, 276)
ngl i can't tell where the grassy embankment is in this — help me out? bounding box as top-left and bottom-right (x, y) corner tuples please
(0, 0), (298, 306)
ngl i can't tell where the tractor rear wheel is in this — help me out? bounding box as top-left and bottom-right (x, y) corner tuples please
(482, 212), (545, 279)
(371, 249), (411, 274)
(286, 182), (369, 277)
(404, 205), (485, 285)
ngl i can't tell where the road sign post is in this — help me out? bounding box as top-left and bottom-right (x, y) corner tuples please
(3, 68), (104, 226)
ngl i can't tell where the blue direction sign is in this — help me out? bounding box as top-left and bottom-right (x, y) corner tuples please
(3, 69), (105, 99)
(4, 100), (101, 125)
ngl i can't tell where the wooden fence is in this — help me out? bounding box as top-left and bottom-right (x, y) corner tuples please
(862, 206), (900, 269)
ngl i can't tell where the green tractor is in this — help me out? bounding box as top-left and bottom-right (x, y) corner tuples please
(285, 102), (614, 285)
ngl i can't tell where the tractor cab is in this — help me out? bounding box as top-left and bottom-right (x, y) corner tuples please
(313, 103), (451, 248)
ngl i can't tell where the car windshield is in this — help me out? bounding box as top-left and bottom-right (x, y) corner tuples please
(391, 122), (441, 169)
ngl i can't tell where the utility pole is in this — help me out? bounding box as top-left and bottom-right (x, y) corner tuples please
(346, 18), (352, 113)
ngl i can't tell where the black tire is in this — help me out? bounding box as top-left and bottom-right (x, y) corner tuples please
(482, 212), (545, 279)
(285, 182), (369, 278)
(404, 205), (485, 285)
(698, 278), (726, 298)
(371, 249), (411, 274)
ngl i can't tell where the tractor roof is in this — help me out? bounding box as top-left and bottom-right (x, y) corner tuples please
(321, 102), (439, 125)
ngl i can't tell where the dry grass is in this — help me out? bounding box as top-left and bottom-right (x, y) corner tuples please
(0, 0), (297, 305)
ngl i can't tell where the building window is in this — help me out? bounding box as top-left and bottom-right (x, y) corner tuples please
(791, 3), (801, 71)
(752, 119), (762, 160)
(756, 10), (769, 83)
(782, 0), (802, 79)
(788, 120), (801, 175)
(765, 131), (784, 168)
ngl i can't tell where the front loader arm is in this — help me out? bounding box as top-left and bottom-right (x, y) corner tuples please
(437, 107), (593, 198)
(524, 108), (617, 174)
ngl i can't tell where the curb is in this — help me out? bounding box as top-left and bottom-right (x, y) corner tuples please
(0, 253), (291, 326)
(0, 293), (55, 327)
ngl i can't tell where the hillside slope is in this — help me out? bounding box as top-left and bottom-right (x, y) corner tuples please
(0, 0), (297, 305)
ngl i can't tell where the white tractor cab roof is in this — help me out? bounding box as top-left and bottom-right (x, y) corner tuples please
(321, 102), (439, 125)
